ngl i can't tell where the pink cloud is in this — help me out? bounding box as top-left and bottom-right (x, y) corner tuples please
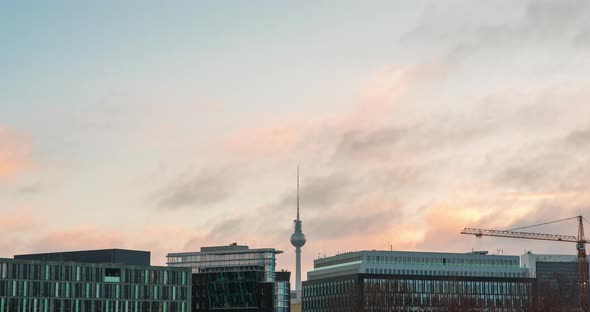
(0, 221), (211, 265)
(220, 63), (444, 159)
(0, 126), (32, 180)
(31, 225), (127, 253)
(0, 208), (41, 232)
(224, 121), (304, 157)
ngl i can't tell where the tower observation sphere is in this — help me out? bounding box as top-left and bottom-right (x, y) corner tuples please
(291, 224), (306, 248)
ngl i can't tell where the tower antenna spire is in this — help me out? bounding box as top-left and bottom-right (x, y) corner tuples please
(297, 165), (300, 220)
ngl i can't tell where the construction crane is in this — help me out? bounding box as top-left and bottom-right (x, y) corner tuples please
(461, 215), (589, 311)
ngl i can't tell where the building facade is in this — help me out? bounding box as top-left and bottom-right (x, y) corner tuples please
(15, 249), (150, 267)
(0, 257), (191, 312)
(521, 253), (580, 309)
(303, 250), (535, 311)
(167, 244), (289, 312)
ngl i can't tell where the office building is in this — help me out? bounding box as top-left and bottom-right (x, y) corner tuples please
(303, 250), (534, 311)
(0, 253), (191, 312)
(15, 249), (150, 266)
(167, 244), (290, 312)
(520, 253), (577, 279)
(521, 253), (580, 308)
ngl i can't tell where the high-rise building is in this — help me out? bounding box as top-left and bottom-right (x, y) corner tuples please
(303, 250), (535, 311)
(290, 167), (306, 304)
(167, 243), (290, 312)
(0, 249), (191, 312)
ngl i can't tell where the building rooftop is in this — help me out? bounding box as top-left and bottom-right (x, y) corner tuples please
(1, 257), (182, 270)
(14, 248), (151, 266)
(168, 243), (282, 257)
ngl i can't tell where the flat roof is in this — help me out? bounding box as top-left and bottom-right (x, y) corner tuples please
(0, 257), (188, 270)
(15, 248), (149, 256)
(168, 248), (282, 257)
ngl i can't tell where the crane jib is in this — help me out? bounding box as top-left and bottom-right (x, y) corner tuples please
(461, 215), (590, 311)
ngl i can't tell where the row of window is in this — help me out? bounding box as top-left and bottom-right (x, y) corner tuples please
(304, 293), (532, 311)
(0, 298), (188, 312)
(273, 281), (290, 310)
(315, 256), (363, 269)
(364, 255), (519, 267)
(305, 279), (532, 297)
(308, 268), (360, 281)
(303, 277), (533, 311)
(0, 263), (188, 286)
(0, 281), (189, 301)
(167, 252), (276, 265)
(365, 268), (526, 278)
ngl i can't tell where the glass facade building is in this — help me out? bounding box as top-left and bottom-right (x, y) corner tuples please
(167, 244), (289, 312)
(303, 250), (536, 311)
(303, 274), (535, 311)
(309, 251), (527, 281)
(0, 257), (191, 312)
(521, 253), (581, 309)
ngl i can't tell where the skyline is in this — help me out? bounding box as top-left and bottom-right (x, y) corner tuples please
(2, 0), (590, 286)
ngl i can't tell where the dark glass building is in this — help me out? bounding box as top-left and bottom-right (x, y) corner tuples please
(167, 244), (290, 312)
(0, 257), (191, 312)
(303, 273), (535, 311)
(521, 253), (581, 309)
(15, 249), (150, 267)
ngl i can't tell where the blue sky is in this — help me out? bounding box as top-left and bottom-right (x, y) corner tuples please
(2, 0), (590, 283)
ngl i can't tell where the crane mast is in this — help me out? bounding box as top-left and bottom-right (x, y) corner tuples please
(577, 216), (589, 311)
(461, 215), (589, 311)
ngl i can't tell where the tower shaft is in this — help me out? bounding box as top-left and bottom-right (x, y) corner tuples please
(295, 247), (302, 294)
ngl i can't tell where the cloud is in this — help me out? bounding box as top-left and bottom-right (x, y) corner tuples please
(331, 127), (408, 163)
(573, 30), (590, 50)
(0, 222), (204, 265)
(205, 217), (244, 242)
(153, 165), (241, 209)
(0, 126), (31, 180)
(276, 172), (354, 210)
(492, 125), (590, 194)
(305, 197), (403, 240)
(417, 204), (486, 252)
(150, 63), (441, 213)
(224, 123), (303, 157)
(15, 182), (41, 196)
(138, 16), (590, 281)
(30, 225), (127, 253)
(403, 0), (590, 60)
(565, 125), (590, 147)
(0, 208), (41, 232)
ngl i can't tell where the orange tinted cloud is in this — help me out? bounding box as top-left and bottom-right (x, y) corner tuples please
(0, 208), (40, 232)
(503, 191), (578, 201)
(31, 225), (127, 253)
(221, 63), (442, 158)
(225, 122), (303, 156)
(0, 126), (31, 180)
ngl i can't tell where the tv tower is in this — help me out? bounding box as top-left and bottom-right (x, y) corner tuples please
(290, 166), (306, 303)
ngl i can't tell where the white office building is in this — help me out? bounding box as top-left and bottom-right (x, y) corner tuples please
(308, 250), (528, 281)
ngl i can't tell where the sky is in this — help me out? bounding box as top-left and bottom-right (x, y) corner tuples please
(2, 0), (590, 284)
